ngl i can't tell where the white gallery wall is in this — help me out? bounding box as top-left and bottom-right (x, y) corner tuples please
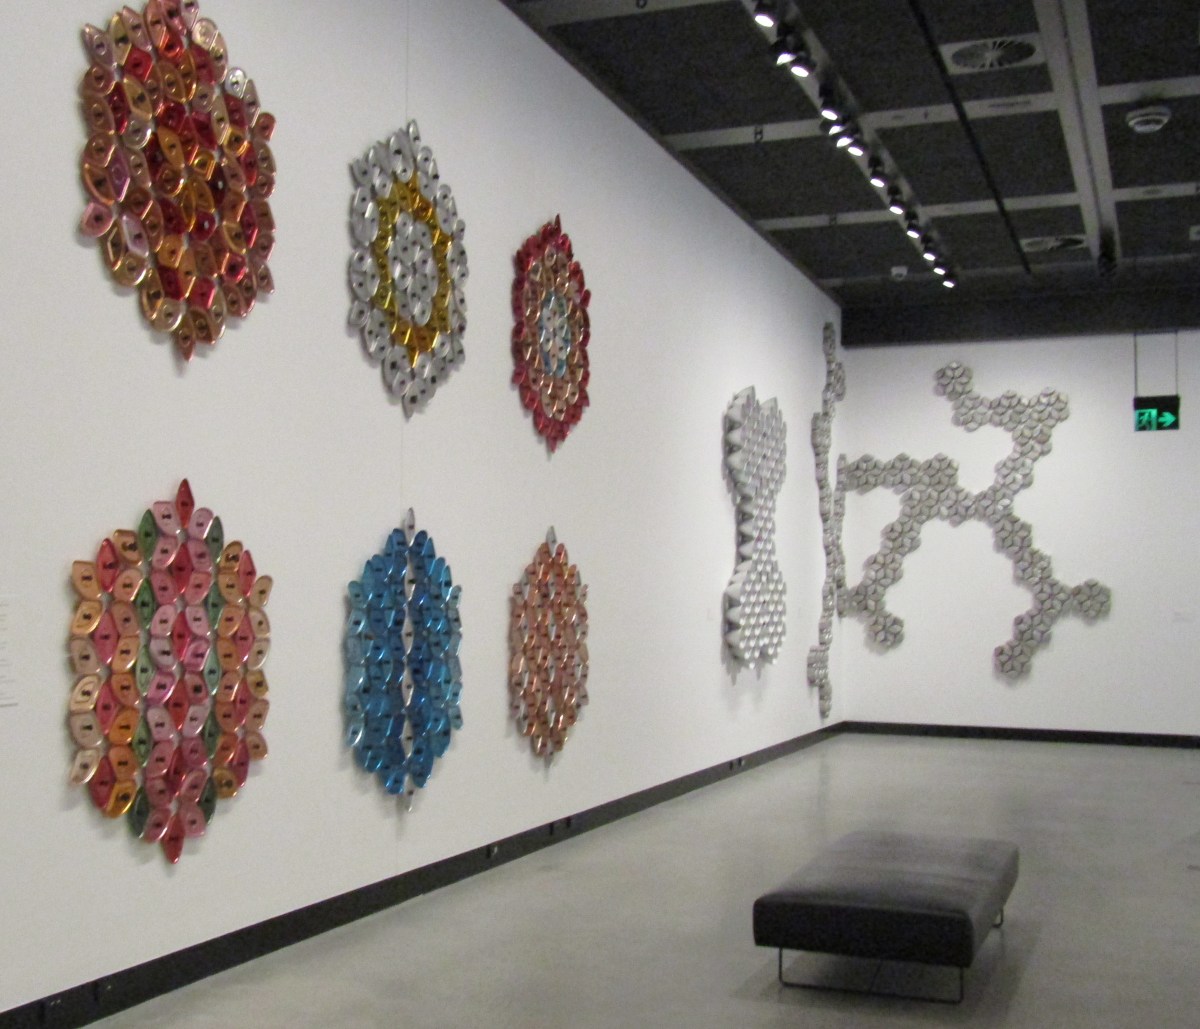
(835, 332), (1200, 734)
(0, 0), (839, 1012)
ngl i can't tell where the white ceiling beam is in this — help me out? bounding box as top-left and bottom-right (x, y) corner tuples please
(1032, 0), (1115, 260)
(666, 93), (1063, 150)
(667, 120), (823, 151)
(1098, 76), (1200, 105)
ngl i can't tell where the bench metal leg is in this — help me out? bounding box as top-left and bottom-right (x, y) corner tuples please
(776, 949), (965, 1004)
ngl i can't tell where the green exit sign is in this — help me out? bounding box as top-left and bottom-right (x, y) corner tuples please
(1133, 394), (1180, 432)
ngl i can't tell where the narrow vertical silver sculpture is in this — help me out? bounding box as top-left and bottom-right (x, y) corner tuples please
(723, 388), (787, 667)
(807, 323), (844, 716)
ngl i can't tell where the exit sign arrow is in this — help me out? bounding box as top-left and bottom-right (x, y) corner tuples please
(1133, 394), (1181, 432)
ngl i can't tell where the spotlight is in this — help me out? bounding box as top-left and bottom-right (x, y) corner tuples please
(932, 262), (947, 276)
(868, 160), (887, 189)
(753, 1), (777, 28)
(835, 129), (854, 149)
(789, 52), (814, 78)
(942, 276), (957, 289)
(846, 138), (865, 157)
(772, 27), (798, 65)
(887, 188), (906, 216)
(921, 235), (938, 261)
(819, 87), (840, 121)
(824, 117), (847, 135)
(905, 217), (922, 239)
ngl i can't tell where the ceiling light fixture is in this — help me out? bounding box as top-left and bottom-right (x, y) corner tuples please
(942, 276), (957, 289)
(868, 160), (887, 189)
(887, 189), (906, 216)
(921, 236), (938, 261)
(846, 138), (865, 157)
(818, 88), (840, 121)
(753, 1), (777, 29)
(905, 217), (922, 239)
(772, 26), (798, 65)
(932, 262), (947, 276)
(789, 51), (815, 78)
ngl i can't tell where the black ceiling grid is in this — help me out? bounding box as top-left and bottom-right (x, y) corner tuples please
(550, 3), (817, 134)
(505, 0), (1200, 344)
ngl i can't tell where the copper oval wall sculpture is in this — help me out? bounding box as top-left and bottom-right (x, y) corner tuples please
(508, 529), (588, 759)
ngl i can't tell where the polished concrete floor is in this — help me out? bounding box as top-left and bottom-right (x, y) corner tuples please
(96, 733), (1200, 1028)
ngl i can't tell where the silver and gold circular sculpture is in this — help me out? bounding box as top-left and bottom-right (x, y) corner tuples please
(723, 387), (787, 667)
(348, 121), (468, 414)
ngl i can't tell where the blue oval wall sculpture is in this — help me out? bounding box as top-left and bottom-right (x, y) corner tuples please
(343, 509), (463, 803)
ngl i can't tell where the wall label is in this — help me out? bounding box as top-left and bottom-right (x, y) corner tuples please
(1133, 395), (1180, 432)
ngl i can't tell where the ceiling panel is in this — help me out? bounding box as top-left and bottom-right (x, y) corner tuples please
(550, 4), (816, 135)
(972, 112), (1076, 197)
(805, 0), (1052, 111)
(1087, 0), (1200, 85)
(772, 221), (918, 279)
(795, 0), (946, 110)
(882, 206), (1086, 274)
(1117, 197), (1200, 258)
(1104, 96), (1200, 189)
(685, 138), (883, 219)
(920, 0), (1040, 42)
(878, 122), (991, 205)
(935, 213), (1022, 270)
(1011, 206), (1089, 265)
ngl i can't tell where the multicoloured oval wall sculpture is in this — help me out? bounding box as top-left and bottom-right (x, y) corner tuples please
(511, 217), (590, 450)
(67, 480), (271, 863)
(78, 3), (276, 360)
(344, 510), (463, 802)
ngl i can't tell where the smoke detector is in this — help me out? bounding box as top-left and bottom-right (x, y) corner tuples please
(940, 34), (1043, 74)
(1125, 105), (1171, 133)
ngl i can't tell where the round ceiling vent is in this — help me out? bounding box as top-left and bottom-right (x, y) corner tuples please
(949, 37), (1038, 71)
(1125, 105), (1171, 133)
(1020, 235), (1088, 253)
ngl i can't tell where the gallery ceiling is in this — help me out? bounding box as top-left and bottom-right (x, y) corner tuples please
(503, 0), (1200, 345)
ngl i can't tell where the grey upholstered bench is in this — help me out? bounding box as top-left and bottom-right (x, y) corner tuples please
(753, 830), (1018, 1003)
